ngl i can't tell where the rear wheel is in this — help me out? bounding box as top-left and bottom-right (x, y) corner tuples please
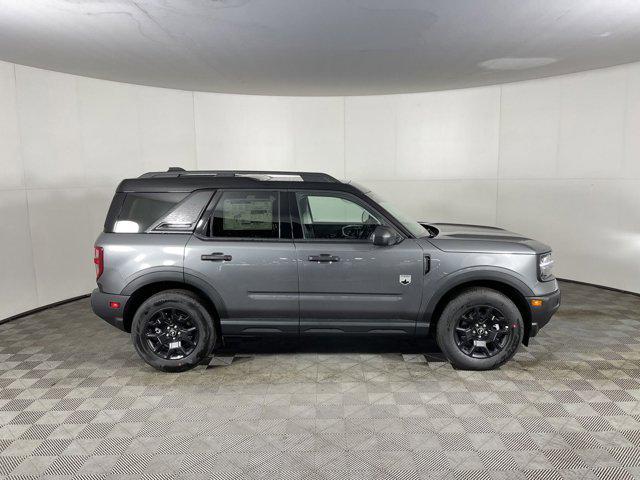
(131, 290), (215, 372)
(436, 288), (523, 370)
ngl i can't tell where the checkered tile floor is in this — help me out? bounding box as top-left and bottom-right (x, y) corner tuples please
(2, 281), (640, 479)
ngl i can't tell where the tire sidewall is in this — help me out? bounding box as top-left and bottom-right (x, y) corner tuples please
(131, 292), (213, 372)
(436, 289), (524, 370)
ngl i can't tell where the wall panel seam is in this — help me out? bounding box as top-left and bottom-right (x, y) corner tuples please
(192, 91), (200, 168)
(495, 85), (502, 227)
(342, 96), (346, 178)
(11, 63), (40, 306)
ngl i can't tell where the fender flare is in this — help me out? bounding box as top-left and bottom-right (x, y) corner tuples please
(120, 269), (228, 319)
(420, 267), (534, 329)
(120, 269), (183, 296)
(183, 271), (228, 318)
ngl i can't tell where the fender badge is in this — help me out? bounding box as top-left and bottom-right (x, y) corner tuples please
(399, 275), (412, 285)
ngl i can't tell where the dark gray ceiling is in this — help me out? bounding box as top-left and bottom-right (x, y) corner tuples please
(1, 0), (640, 95)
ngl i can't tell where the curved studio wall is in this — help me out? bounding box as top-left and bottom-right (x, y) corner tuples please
(1, 60), (639, 319)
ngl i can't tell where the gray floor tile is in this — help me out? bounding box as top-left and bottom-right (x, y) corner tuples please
(1, 281), (640, 477)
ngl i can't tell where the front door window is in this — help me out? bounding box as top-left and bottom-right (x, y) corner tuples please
(295, 192), (382, 241)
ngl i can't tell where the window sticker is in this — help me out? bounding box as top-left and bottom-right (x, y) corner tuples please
(222, 198), (274, 230)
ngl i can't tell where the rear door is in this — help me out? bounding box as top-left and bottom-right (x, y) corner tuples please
(184, 189), (299, 334)
(290, 190), (424, 335)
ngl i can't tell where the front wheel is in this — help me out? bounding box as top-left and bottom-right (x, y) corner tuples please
(436, 288), (524, 370)
(131, 290), (215, 372)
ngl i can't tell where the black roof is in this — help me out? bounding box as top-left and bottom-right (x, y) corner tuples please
(116, 168), (358, 193)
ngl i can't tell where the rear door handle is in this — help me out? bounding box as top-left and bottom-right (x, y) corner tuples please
(201, 252), (232, 262)
(308, 254), (340, 263)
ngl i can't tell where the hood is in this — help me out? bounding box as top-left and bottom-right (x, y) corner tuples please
(420, 223), (551, 255)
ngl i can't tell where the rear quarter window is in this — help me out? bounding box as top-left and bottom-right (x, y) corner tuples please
(104, 190), (214, 234)
(112, 192), (188, 233)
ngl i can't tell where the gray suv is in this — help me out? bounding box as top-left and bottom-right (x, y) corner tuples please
(91, 169), (560, 372)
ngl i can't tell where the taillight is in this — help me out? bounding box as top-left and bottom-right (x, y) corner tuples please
(94, 246), (104, 279)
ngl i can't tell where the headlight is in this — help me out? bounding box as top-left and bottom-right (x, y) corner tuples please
(538, 252), (554, 281)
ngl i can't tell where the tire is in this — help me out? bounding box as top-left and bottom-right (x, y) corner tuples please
(435, 288), (524, 370)
(131, 289), (216, 372)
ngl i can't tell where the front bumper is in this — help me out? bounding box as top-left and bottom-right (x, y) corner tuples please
(90, 288), (130, 332)
(526, 288), (561, 339)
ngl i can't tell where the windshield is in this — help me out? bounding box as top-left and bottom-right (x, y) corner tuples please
(352, 183), (430, 238)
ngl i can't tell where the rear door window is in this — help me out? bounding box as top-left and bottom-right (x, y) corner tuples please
(209, 190), (280, 239)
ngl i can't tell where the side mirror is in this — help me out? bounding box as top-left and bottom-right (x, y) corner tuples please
(371, 225), (400, 246)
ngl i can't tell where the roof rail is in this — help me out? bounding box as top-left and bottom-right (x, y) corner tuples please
(139, 169), (339, 183)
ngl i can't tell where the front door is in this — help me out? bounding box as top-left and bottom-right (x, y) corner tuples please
(290, 191), (424, 334)
(184, 189), (299, 334)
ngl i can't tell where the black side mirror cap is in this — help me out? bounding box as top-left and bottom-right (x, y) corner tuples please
(371, 225), (402, 246)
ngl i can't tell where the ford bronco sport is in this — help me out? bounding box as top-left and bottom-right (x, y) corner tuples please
(91, 169), (560, 372)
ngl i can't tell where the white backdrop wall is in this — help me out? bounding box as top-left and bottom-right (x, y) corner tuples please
(1, 60), (639, 319)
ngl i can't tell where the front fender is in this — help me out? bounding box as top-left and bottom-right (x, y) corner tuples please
(418, 266), (534, 334)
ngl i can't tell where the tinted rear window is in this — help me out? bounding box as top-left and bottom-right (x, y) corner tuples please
(112, 192), (188, 233)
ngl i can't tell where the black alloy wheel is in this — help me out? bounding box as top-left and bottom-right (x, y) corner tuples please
(435, 287), (524, 371)
(453, 305), (513, 358)
(132, 289), (215, 372)
(143, 307), (199, 360)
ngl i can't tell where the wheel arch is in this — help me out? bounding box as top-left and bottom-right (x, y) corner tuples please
(121, 273), (225, 335)
(423, 272), (533, 345)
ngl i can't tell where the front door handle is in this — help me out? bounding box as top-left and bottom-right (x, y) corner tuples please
(308, 254), (340, 263)
(201, 252), (232, 262)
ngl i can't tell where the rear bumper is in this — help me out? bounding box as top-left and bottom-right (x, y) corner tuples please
(90, 288), (130, 332)
(526, 288), (561, 338)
